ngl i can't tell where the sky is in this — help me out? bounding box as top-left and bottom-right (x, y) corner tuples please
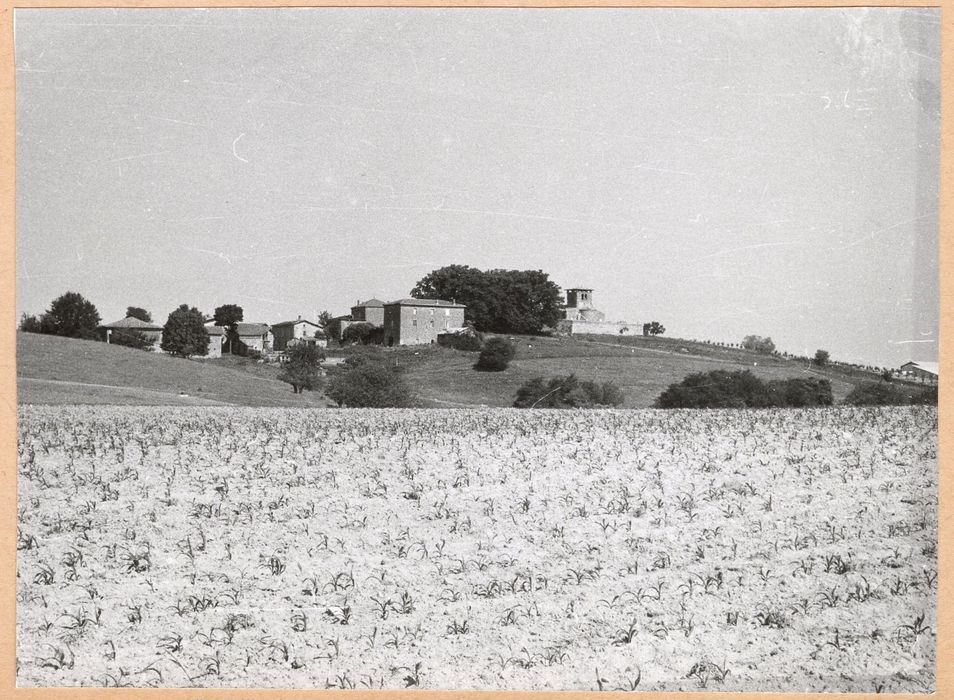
(14, 8), (940, 368)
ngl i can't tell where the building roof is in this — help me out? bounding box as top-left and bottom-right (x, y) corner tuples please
(900, 361), (939, 376)
(353, 298), (385, 308)
(270, 318), (320, 328)
(385, 298), (466, 308)
(101, 316), (163, 331)
(205, 325), (227, 335)
(234, 323), (271, 336)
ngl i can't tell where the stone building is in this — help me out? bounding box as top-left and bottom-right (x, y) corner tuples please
(899, 361), (939, 384)
(234, 322), (273, 353)
(204, 323), (226, 358)
(335, 298), (386, 339)
(101, 316), (164, 350)
(556, 288), (640, 336)
(270, 317), (323, 350)
(383, 298), (466, 346)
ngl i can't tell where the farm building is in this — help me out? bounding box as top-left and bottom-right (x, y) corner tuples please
(203, 323), (226, 358)
(336, 298), (386, 339)
(234, 323), (273, 354)
(100, 316), (163, 350)
(270, 317), (323, 350)
(383, 298), (466, 346)
(556, 288), (640, 336)
(899, 361), (939, 384)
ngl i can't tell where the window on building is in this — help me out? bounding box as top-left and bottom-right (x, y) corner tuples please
(412, 320), (417, 326)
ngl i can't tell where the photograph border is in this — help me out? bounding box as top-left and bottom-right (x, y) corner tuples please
(0, 1), (949, 697)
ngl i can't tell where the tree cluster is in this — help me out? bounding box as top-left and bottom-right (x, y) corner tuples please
(325, 347), (417, 407)
(411, 265), (563, 335)
(513, 374), (624, 408)
(843, 382), (937, 406)
(655, 370), (833, 409)
(20, 291), (101, 340)
(642, 321), (665, 336)
(742, 335), (776, 354)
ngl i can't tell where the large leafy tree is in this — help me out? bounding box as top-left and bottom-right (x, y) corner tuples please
(161, 305), (210, 357)
(278, 342), (325, 394)
(742, 335), (776, 354)
(214, 304), (244, 354)
(411, 265), (562, 335)
(44, 291), (101, 339)
(126, 307), (152, 323)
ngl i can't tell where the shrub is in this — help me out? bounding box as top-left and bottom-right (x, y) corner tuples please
(655, 370), (774, 409)
(513, 374), (624, 408)
(342, 322), (382, 346)
(109, 328), (155, 351)
(844, 382), (936, 406)
(475, 337), (515, 371)
(438, 329), (484, 351)
(326, 347), (417, 407)
(766, 377), (833, 407)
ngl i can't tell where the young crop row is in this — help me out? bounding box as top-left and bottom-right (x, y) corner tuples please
(16, 405), (936, 691)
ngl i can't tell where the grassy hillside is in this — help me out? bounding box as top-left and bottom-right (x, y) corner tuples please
(389, 334), (861, 408)
(16, 333), (331, 407)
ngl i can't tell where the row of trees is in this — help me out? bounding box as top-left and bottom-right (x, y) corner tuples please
(655, 370), (833, 409)
(19, 291), (259, 358)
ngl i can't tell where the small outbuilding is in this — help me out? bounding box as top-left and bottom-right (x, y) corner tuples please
(899, 361), (939, 384)
(234, 323), (273, 354)
(101, 316), (163, 350)
(270, 317), (323, 351)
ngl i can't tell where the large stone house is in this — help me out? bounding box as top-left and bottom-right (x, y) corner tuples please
(203, 321), (226, 358)
(556, 288), (639, 336)
(270, 317), (324, 350)
(383, 298), (466, 346)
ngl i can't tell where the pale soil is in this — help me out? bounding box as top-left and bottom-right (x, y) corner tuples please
(16, 406), (936, 691)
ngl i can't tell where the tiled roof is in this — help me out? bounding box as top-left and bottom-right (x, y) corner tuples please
(205, 325), (227, 335)
(385, 298), (465, 308)
(901, 361), (939, 375)
(101, 316), (163, 331)
(234, 323), (270, 336)
(271, 319), (320, 328)
(353, 298), (385, 308)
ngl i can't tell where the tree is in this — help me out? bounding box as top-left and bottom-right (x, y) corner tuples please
(214, 304), (244, 354)
(325, 347), (416, 407)
(161, 305), (210, 357)
(642, 321), (666, 336)
(109, 329), (154, 350)
(742, 335), (776, 354)
(317, 310), (334, 331)
(342, 322), (378, 346)
(19, 313), (53, 334)
(126, 307), (152, 323)
(474, 337), (515, 371)
(278, 342), (325, 394)
(513, 374), (625, 408)
(43, 291), (101, 339)
(814, 349), (830, 367)
(411, 265), (563, 335)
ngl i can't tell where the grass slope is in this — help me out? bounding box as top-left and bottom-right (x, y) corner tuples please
(16, 333), (331, 407)
(391, 334), (860, 408)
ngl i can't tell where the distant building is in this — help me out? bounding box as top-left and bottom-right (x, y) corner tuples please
(101, 316), (163, 350)
(383, 298), (466, 346)
(337, 298), (385, 339)
(204, 322), (226, 358)
(899, 361), (939, 384)
(270, 317), (323, 350)
(234, 323), (272, 354)
(556, 288), (639, 336)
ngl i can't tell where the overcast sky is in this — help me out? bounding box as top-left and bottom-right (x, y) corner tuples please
(14, 8), (939, 367)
